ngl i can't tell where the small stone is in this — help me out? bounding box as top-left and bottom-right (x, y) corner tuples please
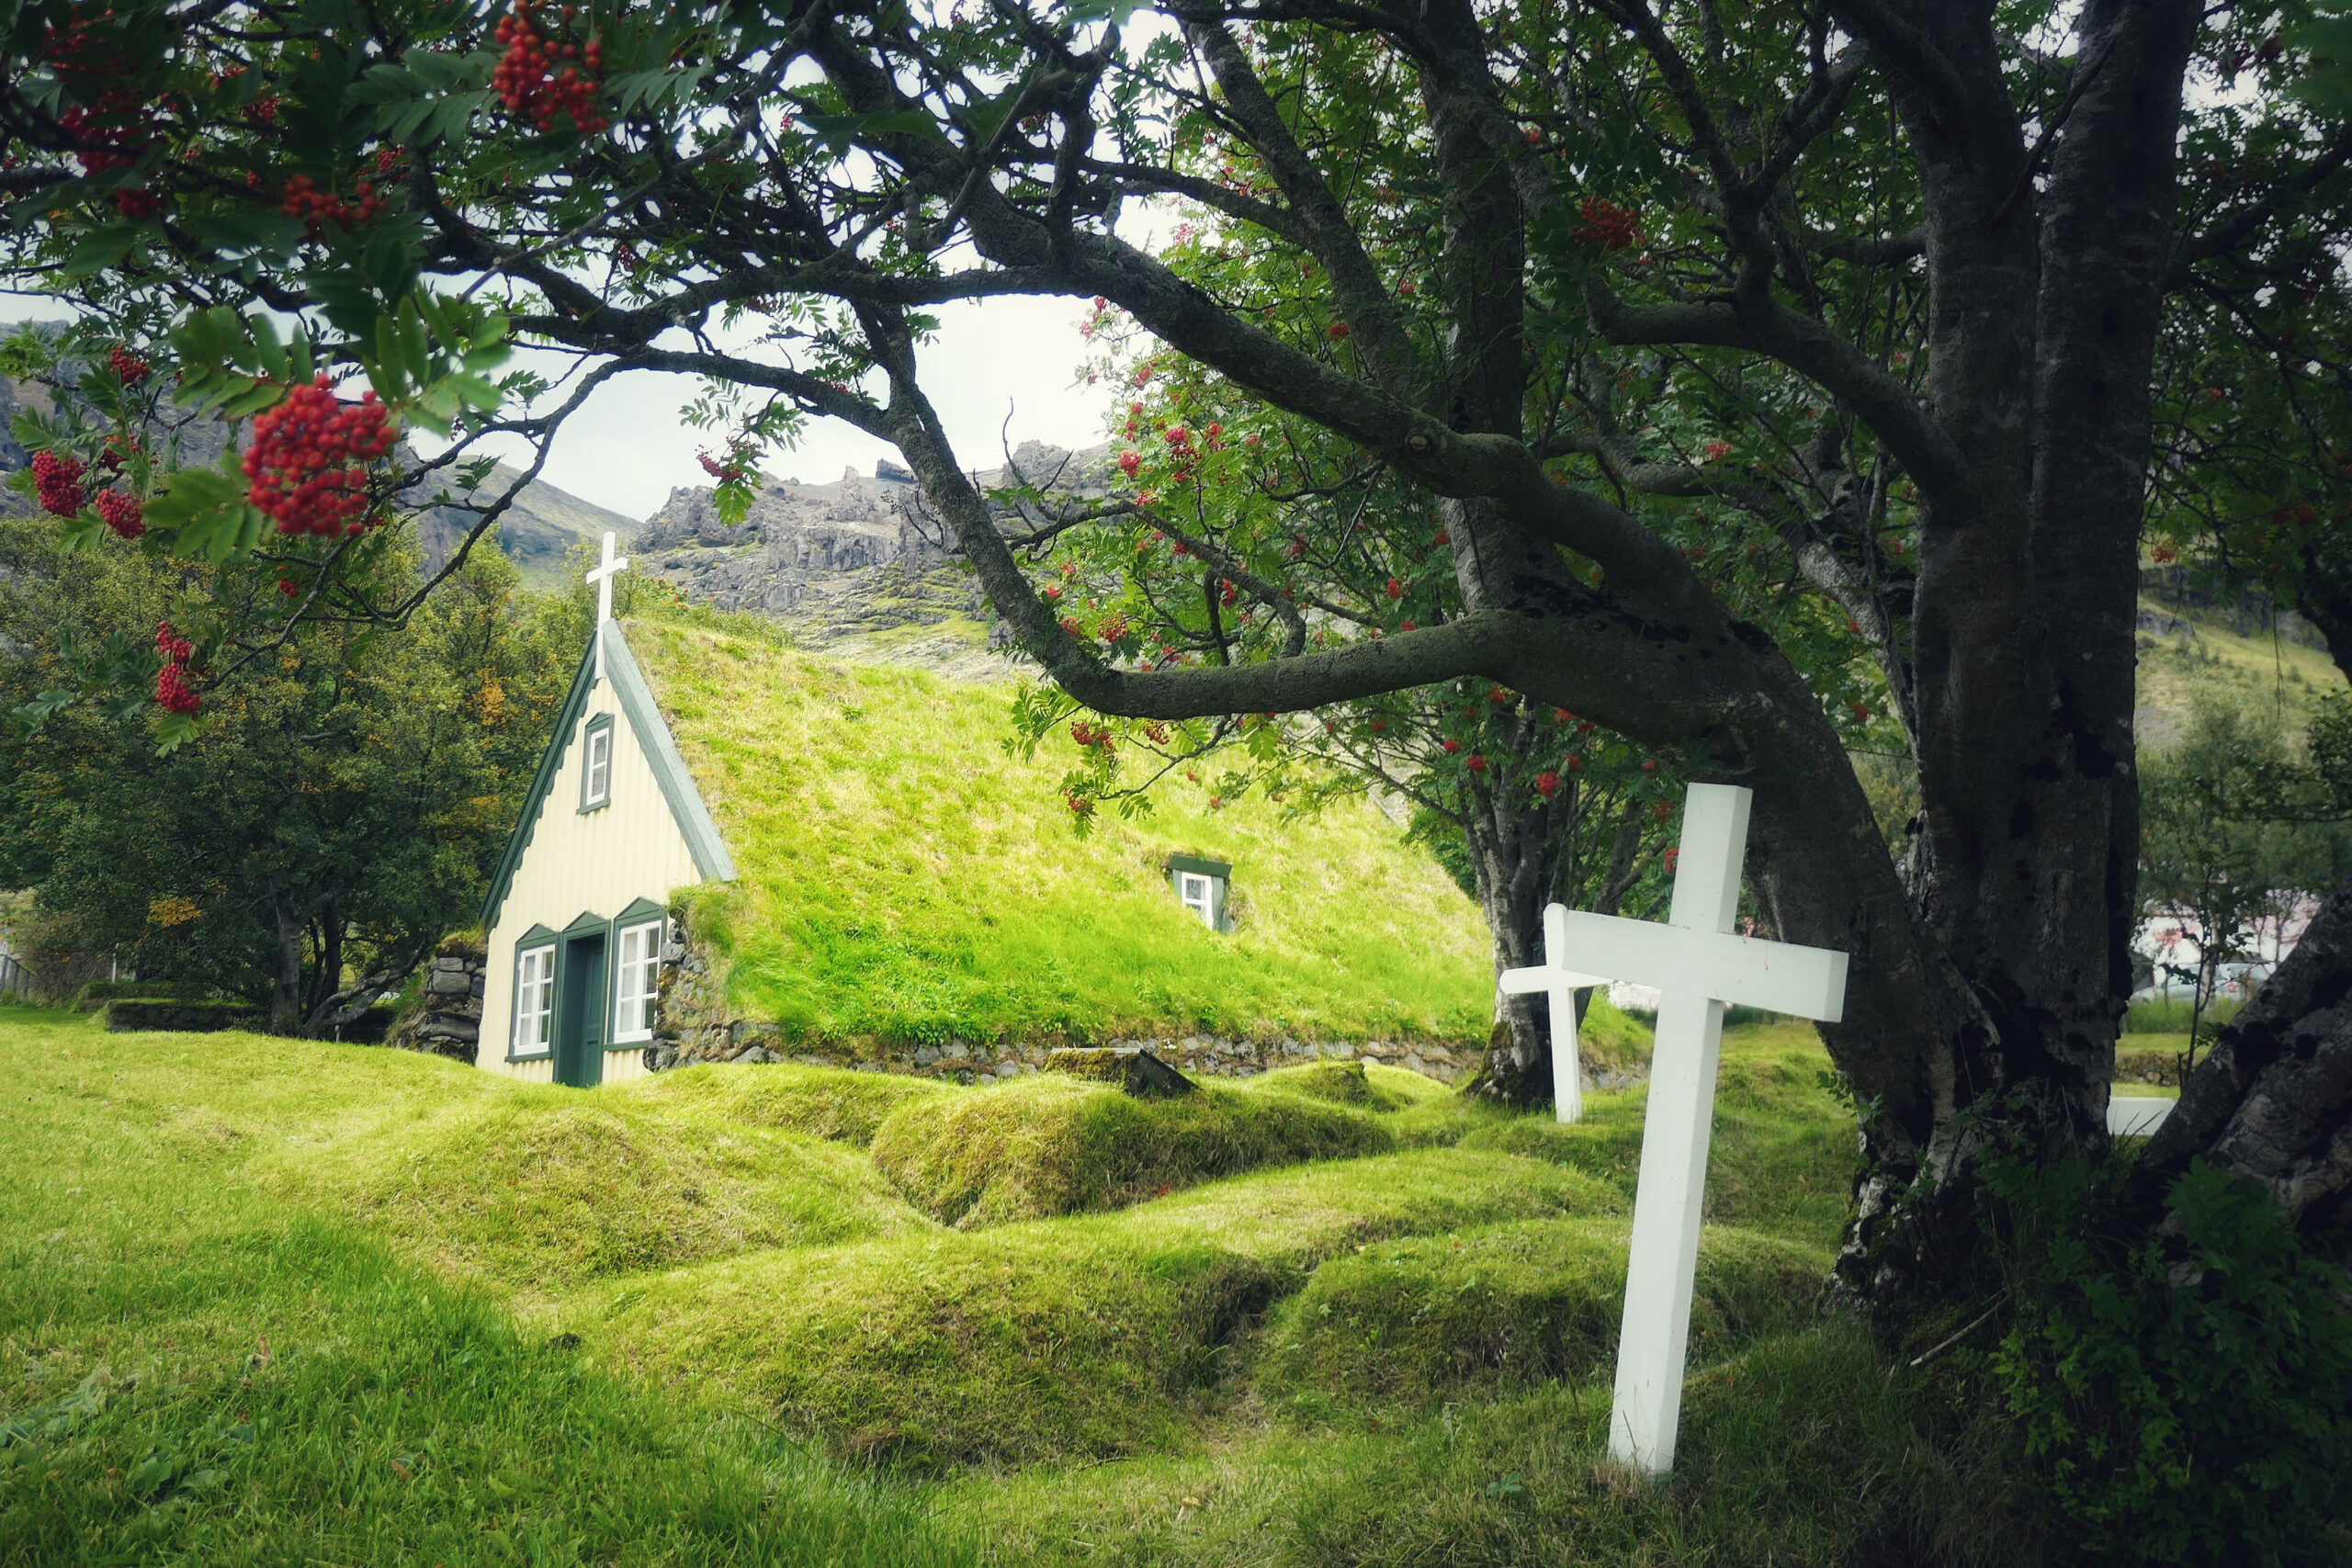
(944, 1042), (970, 1060)
(913, 1045), (941, 1066)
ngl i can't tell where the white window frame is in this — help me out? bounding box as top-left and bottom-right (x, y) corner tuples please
(581, 718), (613, 810)
(612, 919), (663, 1043)
(514, 944), (556, 1052)
(1177, 871), (1217, 930)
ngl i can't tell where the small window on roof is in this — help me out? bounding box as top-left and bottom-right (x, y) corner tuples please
(581, 715), (613, 811)
(1166, 854), (1233, 932)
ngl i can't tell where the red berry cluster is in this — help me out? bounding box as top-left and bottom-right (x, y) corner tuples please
(107, 345), (150, 384)
(1573, 196), (1640, 253)
(59, 97), (160, 217)
(32, 450), (87, 517)
(243, 376), (398, 536)
(1069, 720), (1115, 752)
(280, 175), (386, 240)
(492, 4), (609, 134)
(154, 622), (199, 715)
(96, 490), (144, 539)
(59, 98), (143, 177)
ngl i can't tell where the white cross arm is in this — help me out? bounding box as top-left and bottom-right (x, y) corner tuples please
(1498, 964), (1614, 995)
(1555, 909), (1849, 1023)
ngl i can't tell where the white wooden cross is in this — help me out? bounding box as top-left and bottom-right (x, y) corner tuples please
(1544, 783), (1850, 1476)
(1498, 903), (1611, 1124)
(585, 529), (630, 679)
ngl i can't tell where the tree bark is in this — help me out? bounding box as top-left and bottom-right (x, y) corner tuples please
(268, 889), (305, 1035)
(2144, 879), (2352, 1276)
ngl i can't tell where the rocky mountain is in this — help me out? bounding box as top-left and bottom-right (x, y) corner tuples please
(632, 441), (1113, 681)
(410, 462), (639, 590)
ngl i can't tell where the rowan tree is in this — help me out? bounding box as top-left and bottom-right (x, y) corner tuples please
(3, 7), (2351, 1527)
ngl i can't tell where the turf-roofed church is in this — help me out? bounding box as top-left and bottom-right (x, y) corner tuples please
(468, 534), (1505, 1090)
(478, 535), (734, 1088)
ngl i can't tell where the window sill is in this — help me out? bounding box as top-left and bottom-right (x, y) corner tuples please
(505, 1049), (553, 1064)
(577, 799), (610, 815)
(608, 1037), (653, 1050)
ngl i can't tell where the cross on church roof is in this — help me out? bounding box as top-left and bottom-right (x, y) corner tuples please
(585, 529), (630, 679)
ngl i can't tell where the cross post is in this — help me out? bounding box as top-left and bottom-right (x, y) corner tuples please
(1532, 784), (1849, 1475)
(1498, 902), (1612, 1123)
(584, 529), (630, 679)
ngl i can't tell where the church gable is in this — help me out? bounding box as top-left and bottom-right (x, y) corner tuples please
(476, 610), (733, 1086)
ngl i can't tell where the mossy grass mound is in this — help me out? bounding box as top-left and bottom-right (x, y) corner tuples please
(0, 1005), (975, 1567)
(589, 1146), (1620, 1471)
(868, 1072), (1394, 1227)
(1241, 1058), (1405, 1110)
(326, 1095), (925, 1292)
(948, 1328), (2040, 1568)
(626, 1058), (957, 1145)
(1257, 1218), (1828, 1419)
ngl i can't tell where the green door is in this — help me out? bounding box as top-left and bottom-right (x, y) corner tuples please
(553, 931), (608, 1089)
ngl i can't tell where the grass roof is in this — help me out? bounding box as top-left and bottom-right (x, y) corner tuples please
(621, 619), (1495, 1047)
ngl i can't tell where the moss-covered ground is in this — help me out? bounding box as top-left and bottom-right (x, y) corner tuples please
(626, 620), (1496, 1047)
(1, 1007), (2052, 1564)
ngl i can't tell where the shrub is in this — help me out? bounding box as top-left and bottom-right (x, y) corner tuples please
(869, 1075), (1395, 1226)
(2123, 995), (2242, 1034)
(1988, 1155), (2352, 1565)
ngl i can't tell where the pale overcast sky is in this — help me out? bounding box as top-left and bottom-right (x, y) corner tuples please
(492, 291), (1119, 520)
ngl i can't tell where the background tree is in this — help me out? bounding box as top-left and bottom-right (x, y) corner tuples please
(2139, 692), (2352, 1065)
(0, 510), (575, 1031)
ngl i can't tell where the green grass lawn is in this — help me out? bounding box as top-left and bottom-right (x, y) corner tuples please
(0, 1007), (2049, 1565)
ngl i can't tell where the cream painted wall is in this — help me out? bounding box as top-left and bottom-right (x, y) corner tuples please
(477, 662), (707, 1082)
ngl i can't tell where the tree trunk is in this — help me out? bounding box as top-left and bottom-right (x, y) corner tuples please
(1461, 782), (1645, 1108)
(2143, 877), (2352, 1276)
(268, 890), (305, 1035)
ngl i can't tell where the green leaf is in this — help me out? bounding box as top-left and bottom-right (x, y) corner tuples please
(154, 712), (198, 755)
(54, 513), (106, 555)
(59, 223), (144, 279)
(249, 315), (289, 383)
(146, 468), (266, 561)
(12, 689), (80, 732)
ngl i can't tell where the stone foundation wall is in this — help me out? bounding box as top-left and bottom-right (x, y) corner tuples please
(638, 907), (1476, 1085)
(391, 937), (486, 1061)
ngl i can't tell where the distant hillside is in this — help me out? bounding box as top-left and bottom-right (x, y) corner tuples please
(2134, 584), (2344, 748)
(410, 462), (639, 590)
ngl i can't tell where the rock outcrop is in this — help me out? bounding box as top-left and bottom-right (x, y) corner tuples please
(632, 441), (1114, 680)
